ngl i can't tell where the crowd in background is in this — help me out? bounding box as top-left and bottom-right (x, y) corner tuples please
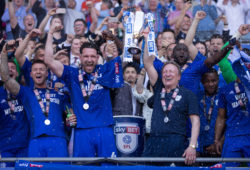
(0, 0), (249, 168)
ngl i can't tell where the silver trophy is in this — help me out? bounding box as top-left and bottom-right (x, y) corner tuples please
(127, 11), (145, 55)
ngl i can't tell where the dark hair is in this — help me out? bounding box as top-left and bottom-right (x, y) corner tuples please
(80, 42), (99, 54)
(162, 28), (175, 37)
(123, 62), (140, 74)
(8, 59), (17, 67)
(74, 18), (87, 27)
(161, 61), (181, 76)
(31, 59), (47, 67)
(184, 14), (191, 19)
(210, 34), (224, 43)
(50, 14), (64, 25)
(201, 68), (218, 83)
(194, 41), (208, 56)
(103, 0), (113, 9)
(34, 44), (45, 54)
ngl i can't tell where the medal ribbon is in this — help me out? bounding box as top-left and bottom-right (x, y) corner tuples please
(78, 68), (98, 104)
(181, 64), (188, 73)
(234, 82), (247, 110)
(202, 95), (216, 124)
(160, 87), (179, 117)
(33, 89), (50, 117)
(6, 90), (15, 114)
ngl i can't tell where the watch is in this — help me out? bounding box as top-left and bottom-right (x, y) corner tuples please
(189, 144), (196, 149)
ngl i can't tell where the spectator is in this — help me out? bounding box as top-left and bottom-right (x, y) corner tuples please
(193, 0), (218, 41)
(168, 0), (192, 29)
(111, 63), (143, 116)
(69, 36), (81, 68)
(8, 1), (36, 39)
(174, 2), (197, 43)
(2, 0), (35, 40)
(216, 0), (249, 35)
(140, 0), (169, 35)
(64, 0), (85, 35)
(95, 0), (113, 31)
(132, 68), (153, 134)
(158, 29), (176, 62)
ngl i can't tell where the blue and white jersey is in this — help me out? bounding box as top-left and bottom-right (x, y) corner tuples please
(198, 90), (219, 152)
(218, 82), (250, 137)
(228, 47), (250, 100)
(0, 87), (29, 152)
(21, 58), (69, 94)
(17, 86), (67, 139)
(153, 52), (209, 95)
(61, 56), (124, 129)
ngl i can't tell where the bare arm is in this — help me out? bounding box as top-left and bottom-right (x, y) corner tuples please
(184, 11), (206, 60)
(89, 3), (98, 33)
(136, 68), (146, 94)
(15, 29), (41, 67)
(44, 27), (64, 77)
(205, 45), (232, 68)
(214, 108), (226, 154)
(0, 44), (20, 96)
(175, 2), (192, 36)
(38, 8), (56, 39)
(143, 36), (158, 86)
(8, 1), (18, 29)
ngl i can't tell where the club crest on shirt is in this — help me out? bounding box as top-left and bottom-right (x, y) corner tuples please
(54, 82), (64, 91)
(175, 95), (182, 101)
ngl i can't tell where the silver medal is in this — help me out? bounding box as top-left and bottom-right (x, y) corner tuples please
(44, 119), (51, 125)
(83, 103), (89, 110)
(204, 125), (210, 131)
(164, 116), (169, 123)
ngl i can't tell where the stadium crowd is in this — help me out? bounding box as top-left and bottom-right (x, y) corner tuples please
(0, 0), (249, 168)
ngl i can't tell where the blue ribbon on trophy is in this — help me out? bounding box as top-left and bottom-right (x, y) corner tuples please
(123, 11), (135, 62)
(145, 13), (158, 58)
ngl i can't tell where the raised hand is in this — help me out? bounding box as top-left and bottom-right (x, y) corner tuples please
(28, 29), (41, 39)
(195, 11), (206, 20)
(238, 24), (250, 36)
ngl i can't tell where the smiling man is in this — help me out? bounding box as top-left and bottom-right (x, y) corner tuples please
(0, 42), (76, 157)
(44, 23), (123, 158)
(143, 45), (200, 165)
(7, 1), (36, 39)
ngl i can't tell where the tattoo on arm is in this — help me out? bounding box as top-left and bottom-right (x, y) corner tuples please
(0, 52), (20, 95)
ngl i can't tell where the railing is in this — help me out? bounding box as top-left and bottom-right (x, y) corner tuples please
(1, 157), (250, 165)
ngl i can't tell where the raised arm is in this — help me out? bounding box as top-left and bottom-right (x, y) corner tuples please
(143, 35), (158, 86)
(175, 2), (192, 36)
(0, 42), (20, 96)
(205, 42), (232, 68)
(8, 1), (18, 29)
(89, 2), (98, 33)
(44, 25), (64, 78)
(184, 11), (206, 60)
(38, 8), (56, 39)
(14, 29), (41, 67)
